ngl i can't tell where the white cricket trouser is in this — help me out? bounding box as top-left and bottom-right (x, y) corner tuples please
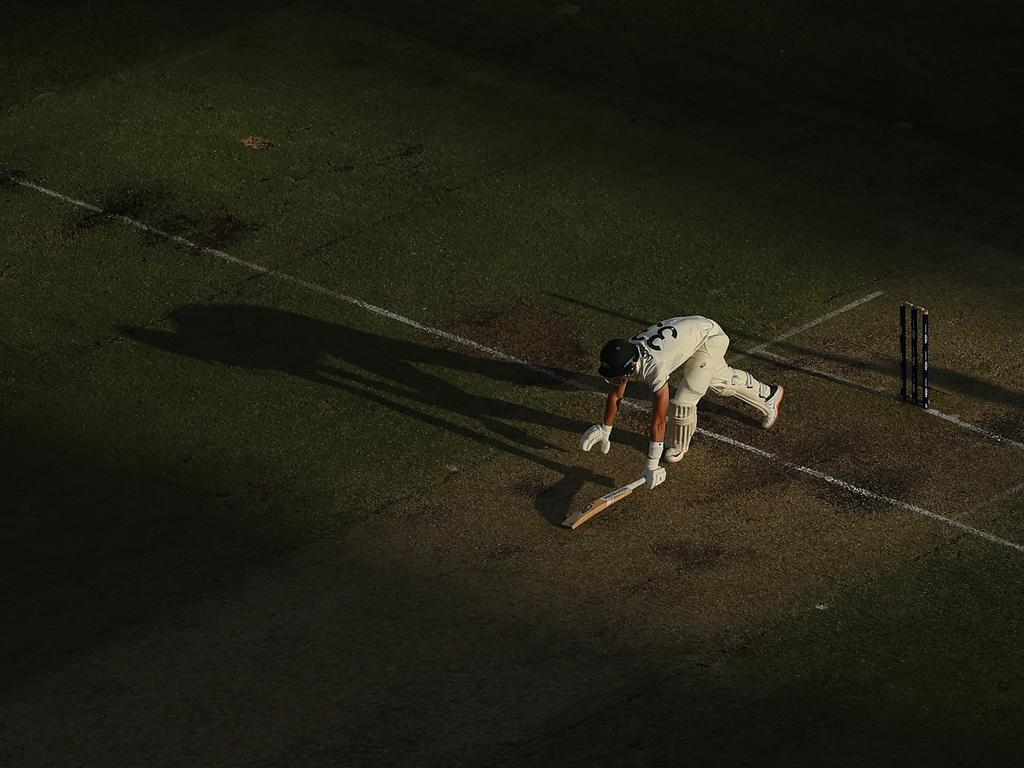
(670, 322), (771, 415)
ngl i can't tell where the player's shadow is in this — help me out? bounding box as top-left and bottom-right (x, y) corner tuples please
(119, 304), (645, 525)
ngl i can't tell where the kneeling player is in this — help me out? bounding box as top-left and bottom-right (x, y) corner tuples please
(579, 316), (784, 489)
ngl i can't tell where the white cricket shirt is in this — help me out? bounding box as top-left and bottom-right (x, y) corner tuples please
(631, 316), (718, 393)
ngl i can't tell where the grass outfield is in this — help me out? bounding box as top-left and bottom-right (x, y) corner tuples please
(2, 2), (1024, 765)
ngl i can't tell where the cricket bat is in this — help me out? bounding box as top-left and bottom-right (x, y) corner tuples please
(562, 477), (647, 529)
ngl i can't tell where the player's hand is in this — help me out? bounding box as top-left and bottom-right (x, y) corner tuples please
(643, 466), (666, 490)
(579, 424), (612, 454)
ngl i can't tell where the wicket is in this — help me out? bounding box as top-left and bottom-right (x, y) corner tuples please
(900, 302), (929, 408)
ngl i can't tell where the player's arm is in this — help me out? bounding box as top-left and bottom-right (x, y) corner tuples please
(580, 381), (627, 454)
(603, 380), (627, 427)
(649, 384), (669, 442)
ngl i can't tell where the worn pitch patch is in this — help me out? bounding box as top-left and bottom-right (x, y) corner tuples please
(5, 174), (1024, 554)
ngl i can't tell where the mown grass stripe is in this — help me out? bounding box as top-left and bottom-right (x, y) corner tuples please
(8, 174), (1023, 554)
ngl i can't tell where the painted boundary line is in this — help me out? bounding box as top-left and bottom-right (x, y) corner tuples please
(728, 290), (884, 364)
(926, 408), (1024, 451)
(8, 175), (1024, 554)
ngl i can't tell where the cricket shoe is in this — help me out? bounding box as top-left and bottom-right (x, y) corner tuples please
(762, 384), (784, 428)
(662, 444), (687, 463)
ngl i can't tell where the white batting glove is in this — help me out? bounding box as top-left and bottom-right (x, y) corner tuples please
(643, 441), (666, 490)
(644, 466), (666, 490)
(579, 424), (612, 454)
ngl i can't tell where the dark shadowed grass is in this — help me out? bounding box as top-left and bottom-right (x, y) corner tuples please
(514, 523), (1024, 766)
(1, 2), (1023, 765)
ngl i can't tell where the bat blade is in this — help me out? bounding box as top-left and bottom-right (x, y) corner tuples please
(562, 477), (646, 529)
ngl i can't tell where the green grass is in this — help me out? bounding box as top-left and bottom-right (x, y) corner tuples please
(513, 522), (1024, 766)
(1, 2), (1023, 765)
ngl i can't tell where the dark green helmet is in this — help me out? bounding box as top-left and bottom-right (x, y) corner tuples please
(598, 339), (639, 382)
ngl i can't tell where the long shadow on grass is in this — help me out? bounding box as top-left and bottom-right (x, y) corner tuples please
(5, 336), (1018, 766)
(119, 303), (651, 523)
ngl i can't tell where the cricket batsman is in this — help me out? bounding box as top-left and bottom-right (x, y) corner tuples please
(579, 316), (784, 490)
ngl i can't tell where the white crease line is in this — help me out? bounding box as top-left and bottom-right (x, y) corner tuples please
(753, 350), (1024, 453)
(729, 290), (885, 364)
(9, 179), (548, 364)
(757, 348), (889, 395)
(788, 467), (1024, 552)
(620, 400), (1024, 552)
(926, 409), (1024, 451)
(9, 175), (1024, 554)
(726, 286), (1023, 454)
(957, 481), (1024, 520)
(11, 178), (104, 212)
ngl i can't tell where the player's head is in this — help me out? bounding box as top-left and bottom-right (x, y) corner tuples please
(598, 339), (639, 385)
